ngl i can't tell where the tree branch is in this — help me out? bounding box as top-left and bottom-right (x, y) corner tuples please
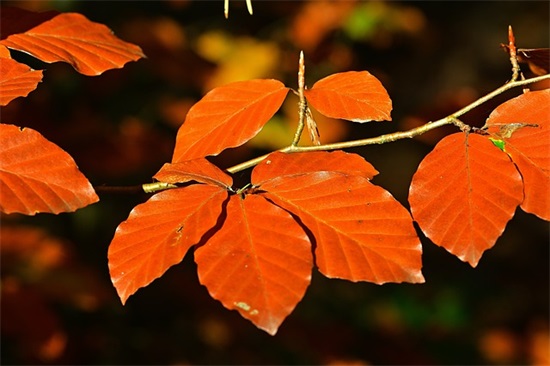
(227, 73), (549, 174)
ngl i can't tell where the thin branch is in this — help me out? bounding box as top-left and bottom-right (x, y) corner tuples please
(227, 73), (549, 174)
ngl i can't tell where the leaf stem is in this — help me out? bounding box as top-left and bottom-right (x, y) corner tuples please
(227, 73), (549, 174)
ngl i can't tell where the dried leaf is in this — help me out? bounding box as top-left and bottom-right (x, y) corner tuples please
(409, 132), (524, 266)
(108, 185), (228, 305)
(304, 71), (392, 122)
(1, 13), (145, 76)
(0, 124), (98, 215)
(172, 79), (288, 162)
(195, 194), (312, 335)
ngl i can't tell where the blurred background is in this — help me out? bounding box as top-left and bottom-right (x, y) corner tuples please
(1, 1), (549, 364)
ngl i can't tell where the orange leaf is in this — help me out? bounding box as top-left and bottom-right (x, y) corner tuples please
(304, 71), (392, 122)
(253, 152), (424, 284)
(0, 57), (43, 106)
(108, 185), (228, 305)
(0, 45), (11, 58)
(485, 90), (550, 221)
(0, 13), (145, 76)
(409, 133), (524, 267)
(195, 194), (312, 335)
(252, 150), (379, 182)
(154, 159), (233, 188)
(0, 124), (99, 215)
(172, 79), (289, 162)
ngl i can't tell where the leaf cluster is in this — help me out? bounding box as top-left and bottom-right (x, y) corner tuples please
(0, 6), (548, 336)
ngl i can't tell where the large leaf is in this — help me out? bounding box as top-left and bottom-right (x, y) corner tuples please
(172, 79), (289, 162)
(0, 13), (145, 76)
(253, 150), (379, 181)
(409, 132), (524, 267)
(195, 194), (312, 335)
(303, 71), (392, 122)
(485, 90), (550, 221)
(253, 152), (424, 284)
(0, 57), (43, 106)
(154, 159), (233, 188)
(0, 124), (99, 215)
(108, 185), (228, 305)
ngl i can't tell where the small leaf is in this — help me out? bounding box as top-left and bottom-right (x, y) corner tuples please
(0, 57), (43, 106)
(0, 13), (145, 76)
(154, 159), (233, 188)
(253, 152), (424, 284)
(108, 185), (228, 305)
(0, 124), (99, 215)
(252, 151), (378, 183)
(409, 133), (524, 267)
(485, 89), (550, 220)
(488, 138), (505, 152)
(195, 194), (312, 335)
(304, 71), (392, 122)
(172, 79), (289, 162)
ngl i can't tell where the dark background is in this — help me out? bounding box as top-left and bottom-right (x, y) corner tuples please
(1, 1), (549, 364)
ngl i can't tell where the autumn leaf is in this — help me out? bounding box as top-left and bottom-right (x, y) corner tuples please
(304, 71), (392, 122)
(0, 13), (145, 76)
(108, 185), (229, 305)
(485, 89), (550, 221)
(0, 124), (99, 215)
(154, 158), (233, 188)
(0, 57), (43, 106)
(252, 151), (424, 284)
(172, 79), (289, 162)
(195, 194), (312, 335)
(409, 132), (524, 267)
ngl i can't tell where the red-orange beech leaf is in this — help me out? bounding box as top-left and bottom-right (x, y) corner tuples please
(0, 13), (145, 76)
(409, 133), (524, 267)
(108, 185), (228, 305)
(252, 150), (379, 181)
(154, 159), (233, 188)
(485, 90), (550, 221)
(252, 152), (424, 284)
(304, 71), (392, 122)
(0, 57), (43, 106)
(172, 79), (289, 162)
(0, 124), (99, 215)
(195, 194), (312, 335)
